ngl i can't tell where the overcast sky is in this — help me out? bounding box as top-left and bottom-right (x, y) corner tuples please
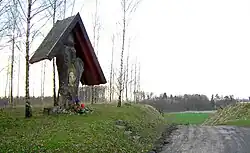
(1, 0), (250, 98)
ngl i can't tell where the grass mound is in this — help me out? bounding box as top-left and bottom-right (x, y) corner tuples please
(0, 104), (165, 153)
(202, 103), (250, 126)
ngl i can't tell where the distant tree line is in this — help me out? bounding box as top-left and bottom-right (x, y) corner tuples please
(1, 85), (249, 112)
(139, 93), (245, 112)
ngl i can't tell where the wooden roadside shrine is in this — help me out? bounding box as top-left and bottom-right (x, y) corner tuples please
(29, 13), (106, 108)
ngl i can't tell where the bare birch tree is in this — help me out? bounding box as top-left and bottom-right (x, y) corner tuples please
(129, 63), (133, 101)
(5, 56), (11, 98)
(91, 0), (101, 104)
(133, 59), (137, 102)
(109, 34), (115, 102)
(17, 54), (20, 99)
(63, 0), (66, 18)
(136, 62), (141, 101)
(124, 38), (131, 101)
(117, 0), (141, 107)
(52, 0), (57, 106)
(9, 0), (19, 106)
(0, 0), (20, 105)
(24, 0), (32, 117)
(24, 0), (53, 117)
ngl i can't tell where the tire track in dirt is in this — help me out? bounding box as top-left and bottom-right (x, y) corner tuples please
(160, 125), (250, 153)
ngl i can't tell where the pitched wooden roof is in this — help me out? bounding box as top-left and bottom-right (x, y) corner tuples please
(29, 13), (106, 85)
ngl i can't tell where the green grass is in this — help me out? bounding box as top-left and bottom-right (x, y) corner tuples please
(164, 112), (211, 125)
(221, 119), (250, 127)
(0, 104), (166, 153)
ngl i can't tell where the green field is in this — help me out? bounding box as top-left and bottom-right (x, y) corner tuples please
(0, 104), (165, 153)
(165, 112), (212, 125)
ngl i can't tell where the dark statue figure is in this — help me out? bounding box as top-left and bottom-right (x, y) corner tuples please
(56, 33), (84, 109)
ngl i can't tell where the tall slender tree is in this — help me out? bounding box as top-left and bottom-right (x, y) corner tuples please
(117, 0), (141, 107)
(109, 34), (115, 102)
(129, 63), (133, 101)
(5, 56), (11, 98)
(136, 62), (141, 101)
(25, 0), (32, 117)
(9, 0), (18, 106)
(17, 54), (20, 99)
(91, 0), (101, 104)
(133, 59), (137, 102)
(24, 0), (52, 117)
(124, 38), (131, 101)
(52, 0), (57, 106)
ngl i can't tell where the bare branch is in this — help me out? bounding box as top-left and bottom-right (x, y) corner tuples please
(0, 65), (8, 74)
(32, 0), (41, 5)
(0, 22), (9, 34)
(127, 0), (142, 14)
(30, 14), (52, 44)
(71, 0), (76, 15)
(0, 2), (10, 16)
(17, 0), (27, 18)
(79, 2), (85, 13)
(30, 4), (51, 19)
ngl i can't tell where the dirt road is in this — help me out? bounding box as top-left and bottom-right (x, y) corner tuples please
(160, 125), (250, 153)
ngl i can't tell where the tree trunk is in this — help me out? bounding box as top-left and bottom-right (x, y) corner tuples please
(41, 62), (43, 100)
(125, 39), (130, 101)
(5, 56), (10, 98)
(109, 35), (115, 103)
(10, 0), (17, 107)
(42, 61), (46, 101)
(63, 0), (66, 18)
(17, 55), (20, 99)
(91, 86), (94, 104)
(129, 64), (133, 101)
(25, 0), (32, 118)
(91, 0), (100, 104)
(118, 0), (126, 107)
(137, 63), (141, 102)
(134, 61), (137, 103)
(52, 0), (57, 106)
(53, 60), (57, 105)
(10, 35), (15, 106)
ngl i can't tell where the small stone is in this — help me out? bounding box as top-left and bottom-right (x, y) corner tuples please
(133, 135), (141, 140)
(115, 125), (126, 129)
(151, 148), (157, 152)
(124, 130), (133, 135)
(163, 140), (169, 144)
(115, 119), (126, 126)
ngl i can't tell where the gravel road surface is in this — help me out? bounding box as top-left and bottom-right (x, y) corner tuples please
(160, 125), (250, 153)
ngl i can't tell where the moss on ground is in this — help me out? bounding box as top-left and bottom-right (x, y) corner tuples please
(202, 103), (250, 126)
(0, 104), (166, 153)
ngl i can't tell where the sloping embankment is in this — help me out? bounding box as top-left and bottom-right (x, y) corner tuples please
(0, 103), (166, 153)
(202, 103), (250, 126)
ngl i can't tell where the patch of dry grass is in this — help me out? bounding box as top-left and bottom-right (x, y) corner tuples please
(202, 103), (250, 126)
